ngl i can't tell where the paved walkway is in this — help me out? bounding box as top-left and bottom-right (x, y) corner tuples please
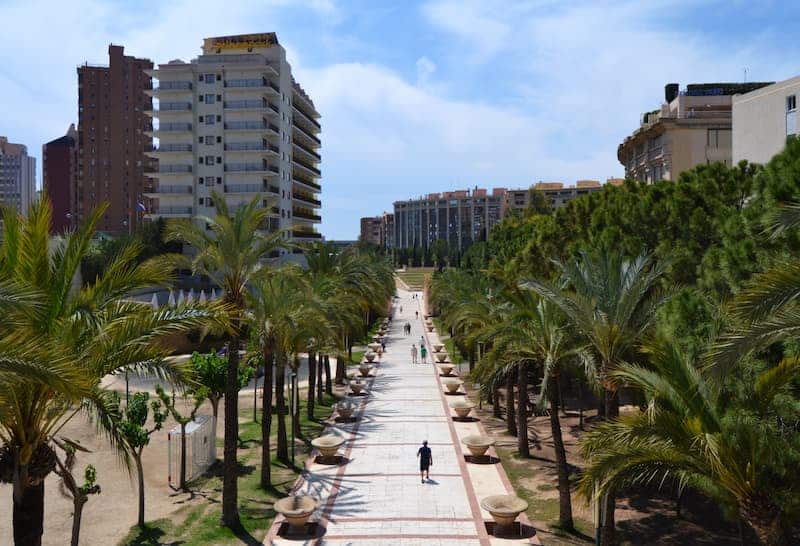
(266, 289), (539, 545)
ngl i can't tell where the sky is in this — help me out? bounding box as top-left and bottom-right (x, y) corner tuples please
(1, 0), (799, 240)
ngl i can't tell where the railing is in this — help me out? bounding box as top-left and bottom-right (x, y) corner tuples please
(293, 177), (321, 191)
(156, 123), (192, 132)
(268, 81), (280, 93)
(157, 81), (192, 90)
(224, 121), (280, 132)
(293, 105), (321, 130)
(156, 143), (192, 152)
(678, 110), (731, 120)
(293, 124), (321, 146)
(224, 163), (278, 173)
(292, 209), (321, 221)
(293, 159), (321, 177)
(293, 193), (321, 207)
(159, 165), (193, 173)
(225, 78), (264, 88)
(225, 142), (279, 152)
(224, 100), (264, 109)
(153, 185), (192, 194)
(293, 141), (321, 161)
(291, 230), (322, 239)
(224, 184), (264, 193)
(152, 206), (193, 215)
(158, 102), (192, 111)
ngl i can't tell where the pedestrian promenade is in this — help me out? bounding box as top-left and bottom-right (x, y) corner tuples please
(266, 289), (539, 545)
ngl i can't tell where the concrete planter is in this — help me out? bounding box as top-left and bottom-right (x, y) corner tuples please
(442, 378), (463, 394)
(368, 342), (381, 352)
(336, 402), (355, 419)
(358, 365), (372, 377)
(427, 325), (435, 332)
(350, 382), (365, 395)
(365, 352), (376, 363)
(435, 352), (448, 363)
(481, 494), (528, 536)
(372, 334), (382, 342)
(437, 363), (455, 376)
(275, 495), (318, 534)
(449, 399), (475, 419)
(462, 434), (494, 457)
(311, 434), (345, 462)
(433, 343), (444, 352)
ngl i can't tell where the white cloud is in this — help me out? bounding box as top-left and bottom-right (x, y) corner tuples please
(415, 56), (437, 87)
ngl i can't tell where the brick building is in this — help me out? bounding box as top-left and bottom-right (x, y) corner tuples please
(42, 124), (78, 233)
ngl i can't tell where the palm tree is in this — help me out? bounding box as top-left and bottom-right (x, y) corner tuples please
(580, 340), (800, 546)
(0, 199), (227, 545)
(165, 191), (283, 527)
(524, 249), (670, 545)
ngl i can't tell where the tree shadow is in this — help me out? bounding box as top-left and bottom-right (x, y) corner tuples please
(125, 525), (185, 546)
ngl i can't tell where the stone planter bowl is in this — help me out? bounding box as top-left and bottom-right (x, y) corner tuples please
(437, 363), (455, 376)
(433, 343), (444, 352)
(481, 494), (528, 536)
(427, 325), (435, 332)
(274, 495), (318, 534)
(365, 352), (376, 363)
(462, 434), (494, 457)
(358, 365), (372, 377)
(350, 382), (365, 395)
(336, 402), (355, 419)
(449, 399), (475, 419)
(311, 434), (345, 460)
(368, 342), (381, 352)
(435, 352), (449, 363)
(442, 379), (463, 394)
(372, 334), (382, 342)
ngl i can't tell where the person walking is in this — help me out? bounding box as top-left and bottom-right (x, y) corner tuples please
(417, 440), (433, 483)
(415, 311), (419, 319)
(420, 344), (427, 364)
(400, 305), (403, 313)
(411, 344), (418, 364)
(380, 339), (386, 353)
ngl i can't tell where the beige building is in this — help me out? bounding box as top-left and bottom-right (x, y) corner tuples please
(618, 82), (772, 183)
(145, 33), (321, 248)
(503, 180), (603, 213)
(733, 75), (800, 164)
(0, 136), (36, 217)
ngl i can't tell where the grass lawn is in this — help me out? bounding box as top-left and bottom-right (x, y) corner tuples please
(432, 317), (464, 364)
(119, 393), (336, 545)
(396, 267), (434, 291)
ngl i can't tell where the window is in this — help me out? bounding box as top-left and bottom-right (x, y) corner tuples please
(216, 115), (221, 122)
(205, 155), (214, 165)
(199, 177), (204, 185)
(205, 94), (215, 104)
(198, 198), (204, 205)
(788, 95), (798, 136)
(788, 95), (797, 112)
(216, 177), (222, 184)
(707, 128), (731, 148)
(216, 157), (222, 164)
(205, 116), (215, 125)
(205, 136), (214, 145)
(199, 115), (204, 122)
(204, 73), (215, 83)
(216, 136), (222, 143)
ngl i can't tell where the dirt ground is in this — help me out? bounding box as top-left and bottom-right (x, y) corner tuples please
(469, 383), (749, 546)
(0, 392), (258, 546)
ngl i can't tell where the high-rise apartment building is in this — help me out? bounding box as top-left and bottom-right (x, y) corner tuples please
(359, 212), (394, 248)
(733, 75), (800, 164)
(43, 124), (78, 233)
(0, 136), (36, 217)
(145, 33), (322, 246)
(393, 188), (506, 249)
(618, 82), (772, 183)
(503, 180), (603, 213)
(77, 45), (154, 234)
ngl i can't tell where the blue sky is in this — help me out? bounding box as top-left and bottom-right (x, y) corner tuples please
(1, 0), (799, 239)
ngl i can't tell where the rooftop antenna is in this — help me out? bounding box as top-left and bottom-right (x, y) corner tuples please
(743, 67), (748, 83)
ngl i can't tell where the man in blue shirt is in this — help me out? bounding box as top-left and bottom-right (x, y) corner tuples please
(417, 440), (433, 483)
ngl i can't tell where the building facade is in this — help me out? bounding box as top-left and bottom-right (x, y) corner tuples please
(0, 136), (36, 217)
(503, 180), (603, 213)
(393, 188), (505, 250)
(77, 45), (154, 234)
(43, 124), (78, 233)
(359, 212), (394, 248)
(732, 75), (800, 164)
(618, 82), (772, 183)
(146, 33), (321, 246)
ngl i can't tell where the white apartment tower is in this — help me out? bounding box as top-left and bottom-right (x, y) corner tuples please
(0, 136), (36, 217)
(145, 33), (321, 246)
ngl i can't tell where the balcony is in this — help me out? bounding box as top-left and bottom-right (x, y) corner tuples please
(224, 100), (265, 110)
(159, 165), (193, 174)
(291, 230), (322, 239)
(293, 141), (321, 162)
(154, 122), (192, 133)
(156, 81), (192, 91)
(293, 124), (321, 147)
(293, 177), (321, 192)
(157, 102), (192, 112)
(224, 183), (266, 194)
(224, 121), (280, 134)
(293, 209), (321, 222)
(150, 185), (193, 194)
(225, 78), (267, 88)
(293, 105), (321, 130)
(224, 162), (279, 174)
(155, 143), (193, 153)
(225, 142), (279, 153)
(293, 159), (321, 177)
(150, 206), (193, 216)
(293, 193), (321, 207)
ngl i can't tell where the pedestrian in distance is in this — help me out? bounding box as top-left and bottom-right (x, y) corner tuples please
(380, 339), (386, 353)
(411, 344), (418, 364)
(420, 344), (427, 363)
(415, 311), (419, 319)
(400, 305), (403, 313)
(417, 440), (433, 483)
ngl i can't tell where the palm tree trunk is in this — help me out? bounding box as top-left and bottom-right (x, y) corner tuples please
(492, 385), (502, 418)
(600, 387), (619, 545)
(179, 421), (188, 491)
(335, 343), (346, 385)
(221, 337), (240, 527)
(276, 354), (288, 462)
(13, 477), (44, 546)
(549, 379), (574, 531)
(293, 355), (302, 439)
(506, 372), (517, 436)
(517, 361), (529, 457)
(260, 347), (273, 488)
(307, 351), (316, 420)
(741, 494), (788, 546)
(135, 452), (146, 528)
(324, 354), (332, 395)
(71, 496), (87, 546)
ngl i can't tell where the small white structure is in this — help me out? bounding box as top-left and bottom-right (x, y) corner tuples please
(167, 415), (215, 489)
